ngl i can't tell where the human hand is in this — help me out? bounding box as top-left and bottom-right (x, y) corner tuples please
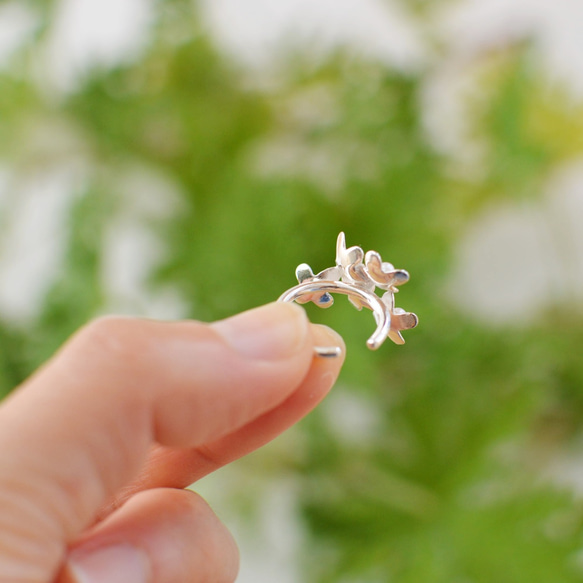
(0, 302), (344, 583)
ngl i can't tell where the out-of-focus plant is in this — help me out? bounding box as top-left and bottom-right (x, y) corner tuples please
(2, 1), (583, 581)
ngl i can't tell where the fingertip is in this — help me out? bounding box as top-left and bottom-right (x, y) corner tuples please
(62, 544), (150, 583)
(310, 324), (346, 363)
(61, 489), (239, 583)
(211, 302), (310, 361)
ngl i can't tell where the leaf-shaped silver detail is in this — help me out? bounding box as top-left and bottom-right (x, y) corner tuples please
(294, 263), (339, 307)
(365, 251), (409, 291)
(296, 263), (315, 283)
(381, 292), (419, 344)
(343, 263), (374, 310)
(392, 308), (418, 330)
(336, 232), (364, 272)
(316, 266), (343, 281)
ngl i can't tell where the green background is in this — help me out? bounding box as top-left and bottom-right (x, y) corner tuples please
(2, 1), (583, 581)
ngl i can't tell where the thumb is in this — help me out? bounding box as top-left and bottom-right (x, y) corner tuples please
(0, 303), (321, 582)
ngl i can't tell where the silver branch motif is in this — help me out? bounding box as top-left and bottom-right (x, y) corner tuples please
(292, 232), (418, 345)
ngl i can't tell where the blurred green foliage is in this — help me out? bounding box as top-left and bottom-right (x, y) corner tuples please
(2, 1), (583, 581)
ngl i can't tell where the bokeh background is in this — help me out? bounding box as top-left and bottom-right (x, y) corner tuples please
(3, 0), (583, 581)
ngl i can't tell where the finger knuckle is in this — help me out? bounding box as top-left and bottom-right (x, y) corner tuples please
(76, 316), (144, 361)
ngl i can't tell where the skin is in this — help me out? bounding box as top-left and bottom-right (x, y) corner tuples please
(0, 302), (345, 583)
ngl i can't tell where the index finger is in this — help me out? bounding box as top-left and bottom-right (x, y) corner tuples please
(0, 303), (341, 580)
(99, 323), (345, 517)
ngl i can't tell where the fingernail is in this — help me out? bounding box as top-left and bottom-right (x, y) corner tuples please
(67, 545), (150, 583)
(311, 324), (345, 359)
(212, 302), (310, 360)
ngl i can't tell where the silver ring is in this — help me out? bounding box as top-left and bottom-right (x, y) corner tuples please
(278, 232), (418, 355)
(278, 281), (390, 351)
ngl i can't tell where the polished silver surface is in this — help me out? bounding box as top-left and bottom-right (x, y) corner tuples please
(278, 232), (418, 354)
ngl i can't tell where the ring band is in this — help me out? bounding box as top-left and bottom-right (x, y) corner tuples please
(278, 281), (390, 351)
